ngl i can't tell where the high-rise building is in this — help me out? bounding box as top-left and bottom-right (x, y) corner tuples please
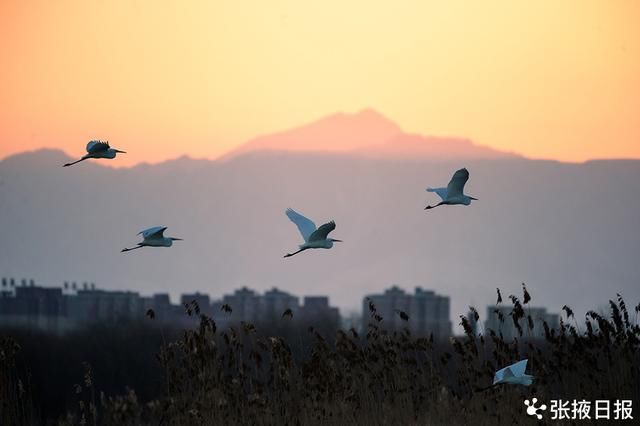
(0, 277), (342, 336)
(219, 287), (261, 324)
(260, 287), (299, 321)
(0, 285), (73, 334)
(181, 292), (212, 316)
(410, 287), (451, 338)
(299, 296), (340, 326)
(363, 286), (451, 338)
(67, 289), (143, 322)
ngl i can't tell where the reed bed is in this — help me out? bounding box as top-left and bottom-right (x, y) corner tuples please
(2, 288), (639, 425)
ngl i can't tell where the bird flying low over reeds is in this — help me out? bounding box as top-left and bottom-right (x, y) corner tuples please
(493, 359), (533, 386)
(478, 359), (534, 391)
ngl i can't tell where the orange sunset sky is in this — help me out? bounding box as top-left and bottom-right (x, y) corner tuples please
(1, 0), (639, 166)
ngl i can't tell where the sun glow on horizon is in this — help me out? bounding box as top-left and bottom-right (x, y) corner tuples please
(1, 1), (639, 167)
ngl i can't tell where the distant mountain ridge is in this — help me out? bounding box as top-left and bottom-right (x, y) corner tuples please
(4, 109), (516, 168)
(219, 108), (516, 161)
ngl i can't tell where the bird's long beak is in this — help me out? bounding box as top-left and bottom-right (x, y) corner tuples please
(470, 196), (478, 200)
(114, 149), (127, 153)
(170, 237), (183, 241)
(332, 239), (343, 243)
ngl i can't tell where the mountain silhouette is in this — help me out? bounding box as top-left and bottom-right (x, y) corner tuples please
(219, 109), (515, 160)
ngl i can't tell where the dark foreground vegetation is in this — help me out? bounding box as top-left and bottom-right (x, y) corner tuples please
(2, 288), (639, 425)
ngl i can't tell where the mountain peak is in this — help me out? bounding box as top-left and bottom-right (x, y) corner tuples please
(353, 107), (389, 120)
(329, 108), (402, 134)
(336, 107), (396, 123)
(219, 108), (516, 161)
(220, 109), (403, 160)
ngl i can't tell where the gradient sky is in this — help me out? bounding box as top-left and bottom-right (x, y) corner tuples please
(1, 0), (639, 166)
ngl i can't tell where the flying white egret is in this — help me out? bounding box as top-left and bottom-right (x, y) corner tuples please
(487, 359), (534, 389)
(425, 168), (478, 210)
(121, 226), (182, 252)
(284, 208), (342, 258)
(63, 140), (126, 167)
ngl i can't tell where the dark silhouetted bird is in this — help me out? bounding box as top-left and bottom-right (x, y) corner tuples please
(496, 288), (503, 304)
(282, 308), (293, 319)
(63, 140), (126, 167)
(221, 304), (233, 313)
(146, 308), (155, 319)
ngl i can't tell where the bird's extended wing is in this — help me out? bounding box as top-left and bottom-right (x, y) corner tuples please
(285, 208), (316, 242)
(446, 168), (470, 198)
(508, 359), (528, 377)
(308, 221), (336, 242)
(86, 140), (110, 154)
(493, 359), (527, 384)
(139, 226), (167, 240)
(426, 187), (448, 201)
(493, 365), (510, 384)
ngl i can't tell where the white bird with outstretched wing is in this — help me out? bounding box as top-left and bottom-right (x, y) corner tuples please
(284, 209), (342, 258)
(121, 226), (182, 252)
(425, 168), (478, 210)
(63, 140), (126, 167)
(493, 359), (533, 386)
(477, 359), (534, 392)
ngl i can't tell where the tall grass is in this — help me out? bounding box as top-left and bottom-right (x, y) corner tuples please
(2, 288), (639, 425)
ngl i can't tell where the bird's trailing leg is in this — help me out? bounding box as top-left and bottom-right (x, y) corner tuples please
(475, 383), (501, 392)
(284, 248), (306, 258)
(425, 201), (445, 210)
(121, 245), (144, 253)
(63, 158), (88, 167)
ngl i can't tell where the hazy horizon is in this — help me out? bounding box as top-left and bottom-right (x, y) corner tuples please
(2, 136), (638, 323)
(3, 108), (639, 168)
